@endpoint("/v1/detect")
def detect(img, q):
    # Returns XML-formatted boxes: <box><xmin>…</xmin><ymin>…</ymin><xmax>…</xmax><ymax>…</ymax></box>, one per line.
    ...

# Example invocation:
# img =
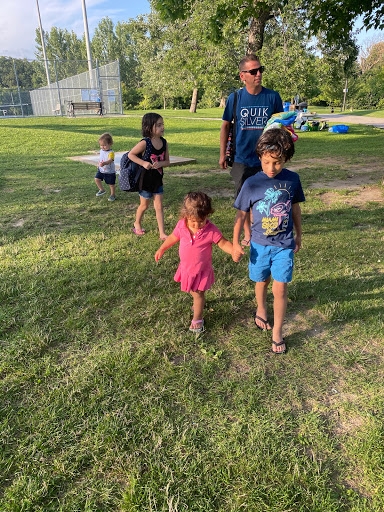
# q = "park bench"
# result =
<box><xmin>67</xmin><ymin>101</ymin><xmax>103</xmax><ymax>117</ymax></box>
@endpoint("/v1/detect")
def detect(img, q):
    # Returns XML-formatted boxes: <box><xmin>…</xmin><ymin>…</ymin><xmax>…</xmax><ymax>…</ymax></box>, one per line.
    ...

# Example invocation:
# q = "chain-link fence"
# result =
<box><xmin>0</xmin><ymin>59</ymin><xmax>122</xmax><ymax>117</ymax></box>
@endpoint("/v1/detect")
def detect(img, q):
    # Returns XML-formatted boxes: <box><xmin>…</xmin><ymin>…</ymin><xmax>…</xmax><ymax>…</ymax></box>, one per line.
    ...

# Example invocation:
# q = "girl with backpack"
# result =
<box><xmin>129</xmin><ymin>113</ymin><xmax>170</xmax><ymax>240</ymax></box>
<box><xmin>155</xmin><ymin>192</ymin><xmax>233</xmax><ymax>333</ymax></box>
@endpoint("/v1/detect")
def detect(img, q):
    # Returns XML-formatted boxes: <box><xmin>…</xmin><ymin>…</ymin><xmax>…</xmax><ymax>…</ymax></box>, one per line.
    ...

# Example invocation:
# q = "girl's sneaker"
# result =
<box><xmin>108</xmin><ymin>195</ymin><xmax>116</xmax><ymax>201</ymax></box>
<box><xmin>96</xmin><ymin>190</ymin><xmax>106</xmax><ymax>196</ymax></box>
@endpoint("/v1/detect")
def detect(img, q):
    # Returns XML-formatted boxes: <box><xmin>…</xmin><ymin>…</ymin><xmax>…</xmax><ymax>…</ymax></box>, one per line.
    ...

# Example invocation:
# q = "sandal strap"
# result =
<box><xmin>254</xmin><ymin>314</ymin><xmax>269</xmax><ymax>328</ymax></box>
<box><xmin>272</xmin><ymin>340</ymin><xmax>285</xmax><ymax>347</ymax></box>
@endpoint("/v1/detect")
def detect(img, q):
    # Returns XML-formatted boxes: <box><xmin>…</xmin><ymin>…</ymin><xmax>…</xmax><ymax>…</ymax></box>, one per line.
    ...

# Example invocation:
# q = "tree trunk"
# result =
<box><xmin>247</xmin><ymin>8</ymin><xmax>274</xmax><ymax>54</ymax></box>
<box><xmin>219</xmin><ymin>95</ymin><xmax>226</xmax><ymax>108</ymax></box>
<box><xmin>163</xmin><ymin>97</ymin><xmax>166</xmax><ymax>109</ymax></box>
<box><xmin>189</xmin><ymin>87</ymin><xmax>198</xmax><ymax>113</ymax></box>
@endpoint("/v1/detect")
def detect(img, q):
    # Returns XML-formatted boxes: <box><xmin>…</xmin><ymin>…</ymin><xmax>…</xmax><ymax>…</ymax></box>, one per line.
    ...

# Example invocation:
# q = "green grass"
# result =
<box><xmin>1</xmin><ymin>116</ymin><xmax>384</xmax><ymax>511</ymax></box>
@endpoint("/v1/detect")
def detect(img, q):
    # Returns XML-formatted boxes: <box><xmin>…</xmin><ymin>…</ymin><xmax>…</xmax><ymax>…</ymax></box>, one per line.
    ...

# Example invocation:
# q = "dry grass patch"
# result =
<box><xmin>319</xmin><ymin>187</ymin><xmax>383</xmax><ymax>206</ymax></box>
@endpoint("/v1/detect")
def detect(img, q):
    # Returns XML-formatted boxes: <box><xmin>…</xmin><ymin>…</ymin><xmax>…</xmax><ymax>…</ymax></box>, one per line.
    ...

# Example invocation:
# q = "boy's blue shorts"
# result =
<box><xmin>95</xmin><ymin>170</ymin><xmax>116</xmax><ymax>185</ymax></box>
<box><xmin>249</xmin><ymin>242</ymin><xmax>294</xmax><ymax>283</ymax></box>
<box><xmin>139</xmin><ymin>186</ymin><xmax>163</xmax><ymax>199</ymax></box>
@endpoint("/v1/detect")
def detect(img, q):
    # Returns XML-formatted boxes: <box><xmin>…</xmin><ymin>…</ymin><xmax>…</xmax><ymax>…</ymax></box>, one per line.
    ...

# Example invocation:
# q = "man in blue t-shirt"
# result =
<box><xmin>220</xmin><ymin>54</ymin><xmax>283</xmax><ymax>245</ymax></box>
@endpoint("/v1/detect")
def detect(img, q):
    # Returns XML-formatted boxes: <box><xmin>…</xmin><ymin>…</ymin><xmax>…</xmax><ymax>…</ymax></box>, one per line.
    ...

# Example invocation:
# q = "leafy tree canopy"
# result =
<box><xmin>303</xmin><ymin>0</ymin><xmax>384</xmax><ymax>43</ymax></box>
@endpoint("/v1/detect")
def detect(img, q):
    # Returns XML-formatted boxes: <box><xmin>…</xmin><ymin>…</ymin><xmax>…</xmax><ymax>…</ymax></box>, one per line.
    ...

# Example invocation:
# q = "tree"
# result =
<box><xmin>153</xmin><ymin>0</ymin><xmax>285</xmax><ymax>53</ymax></box>
<box><xmin>133</xmin><ymin>11</ymin><xmax>243</xmax><ymax>111</ymax></box>
<box><xmin>154</xmin><ymin>0</ymin><xmax>384</xmax><ymax>57</ymax></box>
<box><xmin>34</xmin><ymin>27</ymin><xmax>87</xmax><ymax>81</ymax></box>
<box><xmin>303</xmin><ymin>0</ymin><xmax>384</xmax><ymax>44</ymax></box>
<box><xmin>260</xmin><ymin>3</ymin><xmax>319</xmax><ymax>101</ymax></box>
<box><xmin>310</xmin><ymin>35</ymin><xmax>359</xmax><ymax>108</ymax></box>
<box><xmin>91</xmin><ymin>17</ymin><xmax>119</xmax><ymax>63</ymax></box>
<box><xmin>0</xmin><ymin>57</ymin><xmax>43</xmax><ymax>90</ymax></box>
<box><xmin>359</xmin><ymin>39</ymin><xmax>384</xmax><ymax>73</ymax></box>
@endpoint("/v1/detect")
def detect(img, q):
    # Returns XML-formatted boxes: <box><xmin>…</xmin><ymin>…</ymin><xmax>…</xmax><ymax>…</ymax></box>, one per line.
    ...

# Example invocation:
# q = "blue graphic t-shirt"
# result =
<box><xmin>223</xmin><ymin>87</ymin><xmax>283</xmax><ymax>167</ymax></box>
<box><xmin>234</xmin><ymin>169</ymin><xmax>305</xmax><ymax>249</ymax></box>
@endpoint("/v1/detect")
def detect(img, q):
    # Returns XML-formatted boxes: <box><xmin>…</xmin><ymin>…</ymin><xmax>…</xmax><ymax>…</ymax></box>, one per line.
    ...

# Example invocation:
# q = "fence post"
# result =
<box><xmin>13</xmin><ymin>59</ymin><xmax>24</xmax><ymax>117</ymax></box>
<box><xmin>53</xmin><ymin>60</ymin><xmax>63</xmax><ymax>116</ymax></box>
<box><xmin>96</xmin><ymin>59</ymin><xmax>103</xmax><ymax>114</ymax></box>
<box><xmin>117</xmin><ymin>59</ymin><xmax>123</xmax><ymax>114</ymax></box>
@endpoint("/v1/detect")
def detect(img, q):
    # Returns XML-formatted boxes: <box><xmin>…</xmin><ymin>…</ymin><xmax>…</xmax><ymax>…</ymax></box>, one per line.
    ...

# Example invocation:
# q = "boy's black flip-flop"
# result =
<box><xmin>254</xmin><ymin>313</ymin><xmax>271</xmax><ymax>331</ymax></box>
<box><xmin>271</xmin><ymin>340</ymin><xmax>287</xmax><ymax>354</ymax></box>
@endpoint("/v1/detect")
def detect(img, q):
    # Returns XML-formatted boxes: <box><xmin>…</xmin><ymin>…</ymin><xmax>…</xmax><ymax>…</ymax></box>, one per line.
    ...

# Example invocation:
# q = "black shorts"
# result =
<box><xmin>95</xmin><ymin>170</ymin><xmax>116</xmax><ymax>185</ymax></box>
<box><xmin>230</xmin><ymin>162</ymin><xmax>262</xmax><ymax>197</ymax></box>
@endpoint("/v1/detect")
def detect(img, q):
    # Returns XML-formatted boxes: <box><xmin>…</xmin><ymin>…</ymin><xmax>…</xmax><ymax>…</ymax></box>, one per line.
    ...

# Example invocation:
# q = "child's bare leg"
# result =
<box><xmin>109</xmin><ymin>184</ymin><xmax>116</xmax><ymax>197</ymax></box>
<box><xmin>153</xmin><ymin>194</ymin><xmax>167</xmax><ymax>239</ymax></box>
<box><xmin>190</xmin><ymin>290</ymin><xmax>205</xmax><ymax>327</ymax></box>
<box><xmin>255</xmin><ymin>277</ymin><xmax>272</xmax><ymax>330</ymax></box>
<box><xmin>95</xmin><ymin>178</ymin><xmax>105</xmax><ymax>192</ymax></box>
<box><xmin>134</xmin><ymin>196</ymin><xmax>150</xmax><ymax>231</ymax></box>
<box><xmin>271</xmin><ymin>280</ymin><xmax>288</xmax><ymax>352</ymax></box>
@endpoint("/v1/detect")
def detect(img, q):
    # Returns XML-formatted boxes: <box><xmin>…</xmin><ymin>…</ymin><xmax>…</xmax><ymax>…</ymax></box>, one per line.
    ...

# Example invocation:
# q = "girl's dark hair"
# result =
<box><xmin>256</xmin><ymin>128</ymin><xmax>295</xmax><ymax>162</ymax></box>
<box><xmin>142</xmin><ymin>112</ymin><xmax>162</xmax><ymax>138</ymax></box>
<box><xmin>180</xmin><ymin>192</ymin><xmax>214</xmax><ymax>220</ymax></box>
<box><xmin>99</xmin><ymin>132</ymin><xmax>113</xmax><ymax>145</ymax></box>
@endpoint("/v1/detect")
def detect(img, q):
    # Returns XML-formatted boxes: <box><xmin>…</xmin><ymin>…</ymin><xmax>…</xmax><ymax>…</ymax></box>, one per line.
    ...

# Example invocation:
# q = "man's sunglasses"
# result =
<box><xmin>241</xmin><ymin>66</ymin><xmax>265</xmax><ymax>75</ymax></box>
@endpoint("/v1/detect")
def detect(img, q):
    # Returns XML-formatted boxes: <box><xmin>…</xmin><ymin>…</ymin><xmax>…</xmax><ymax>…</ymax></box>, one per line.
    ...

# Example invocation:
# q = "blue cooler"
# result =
<box><xmin>283</xmin><ymin>102</ymin><xmax>292</xmax><ymax>112</ymax></box>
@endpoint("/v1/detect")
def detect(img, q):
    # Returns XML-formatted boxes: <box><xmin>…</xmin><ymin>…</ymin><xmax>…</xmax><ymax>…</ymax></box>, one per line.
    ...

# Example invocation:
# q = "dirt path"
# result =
<box><xmin>319</xmin><ymin>114</ymin><xmax>384</xmax><ymax>129</ymax></box>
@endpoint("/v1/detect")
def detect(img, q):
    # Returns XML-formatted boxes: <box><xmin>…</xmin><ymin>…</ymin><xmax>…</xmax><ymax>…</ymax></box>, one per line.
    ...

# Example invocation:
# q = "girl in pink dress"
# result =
<box><xmin>155</xmin><ymin>192</ymin><xmax>233</xmax><ymax>333</ymax></box>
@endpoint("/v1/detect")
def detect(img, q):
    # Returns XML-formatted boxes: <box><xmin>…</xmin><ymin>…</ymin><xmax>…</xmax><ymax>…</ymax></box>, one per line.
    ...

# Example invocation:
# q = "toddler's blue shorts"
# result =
<box><xmin>249</xmin><ymin>242</ymin><xmax>294</xmax><ymax>283</ymax></box>
<box><xmin>139</xmin><ymin>186</ymin><xmax>163</xmax><ymax>199</ymax></box>
<box><xmin>95</xmin><ymin>170</ymin><xmax>116</xmax><ymax>185</ymax></box>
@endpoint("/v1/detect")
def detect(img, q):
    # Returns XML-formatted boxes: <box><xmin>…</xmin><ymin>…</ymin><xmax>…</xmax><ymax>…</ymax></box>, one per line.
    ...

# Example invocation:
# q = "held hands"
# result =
<box><xmin>232</xmin><ymin>243</ymin><xmax>245</xmax><ymax>262</ymax></box>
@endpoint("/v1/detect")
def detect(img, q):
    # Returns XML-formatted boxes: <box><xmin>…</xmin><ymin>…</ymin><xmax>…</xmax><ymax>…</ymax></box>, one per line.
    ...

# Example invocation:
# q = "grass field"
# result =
<box><xmin>1</xmin><ymin>115</ymin><xmax>384</xmax><ymax>511</ymax></box>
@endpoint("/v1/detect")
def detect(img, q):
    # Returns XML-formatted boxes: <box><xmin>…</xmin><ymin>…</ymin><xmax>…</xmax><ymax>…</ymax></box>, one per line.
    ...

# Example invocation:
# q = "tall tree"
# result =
<box><xmin>260</xmin><ymin>3</ymin><xmax>318</xmax><ymax>101</ymax></box>
<box><xmin>153</xmin><ymin>0</ymin><xmax>384</xmax><ymax>55</ymax></box>
<box><xmin>134</xmin><ymin>11</ymin><xmax>243</xmax><ymax>111</ymax></box>
<box><xmin>91</xmin><ymin>17</ymin><xmax>119</xmax><ymax>63</ymax></box>
<box><xmin>34</xmin><ymin>27</ymin><xmax>86</xmax><ymax>80</ymax></box>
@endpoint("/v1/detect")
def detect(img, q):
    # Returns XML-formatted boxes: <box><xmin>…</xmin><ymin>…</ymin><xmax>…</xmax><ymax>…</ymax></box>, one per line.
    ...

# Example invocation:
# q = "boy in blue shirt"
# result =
<box><xmin>232</xmin><ymin>128</ymin><xmax>305</xmax><ymax>354</ymax></box>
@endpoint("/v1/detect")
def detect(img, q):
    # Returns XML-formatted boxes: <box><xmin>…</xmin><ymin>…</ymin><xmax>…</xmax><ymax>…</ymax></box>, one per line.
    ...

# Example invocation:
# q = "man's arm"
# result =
<box><xmin>219</xmin><ymin>120</ymin><xmax>231</xmax><ymax>169</ymax></box>
<box><xmin>232</xmin><ymin>210</ymin><xmax>247</xmax><ymax>261</ymax></box>
<box><xmin>292</xmin><ymin>202</ymin><xmax>302</xmax><ymax>254</ymax></box>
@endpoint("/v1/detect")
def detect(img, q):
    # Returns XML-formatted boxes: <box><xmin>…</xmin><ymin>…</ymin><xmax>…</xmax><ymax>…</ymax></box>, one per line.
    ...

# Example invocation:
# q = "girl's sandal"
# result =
<box><xmin>189</xmin><ymin>319</ymin><xmax>204</xmax><ymax>333</ymax></box>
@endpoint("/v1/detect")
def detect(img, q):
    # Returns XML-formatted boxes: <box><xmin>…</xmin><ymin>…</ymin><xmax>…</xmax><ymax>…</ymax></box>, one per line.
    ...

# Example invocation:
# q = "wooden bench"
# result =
<box><xmin>67</xmin><ymin>101</ymin><xmax>103</xmax><ymax>117</ymax></box>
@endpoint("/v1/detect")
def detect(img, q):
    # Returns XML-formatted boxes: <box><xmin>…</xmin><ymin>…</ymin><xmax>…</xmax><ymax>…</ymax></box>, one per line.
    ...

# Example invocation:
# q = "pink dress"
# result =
<box><xmin>173</xmin><ymin>219</ymin><xmax>223</xmax><ymax>292</ymax></box>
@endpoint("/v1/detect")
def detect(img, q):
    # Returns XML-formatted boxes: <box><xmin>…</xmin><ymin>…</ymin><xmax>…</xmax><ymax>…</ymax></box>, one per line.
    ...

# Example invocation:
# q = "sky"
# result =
<box><xmin>1</xmin><ymin>0</ymin><xmax>383</xmax><ymax>60</ymax></box>
<box><xmin>1</xmin><ymin>0</ymin><xmax>151</xmax><ymax>59</ymax></box>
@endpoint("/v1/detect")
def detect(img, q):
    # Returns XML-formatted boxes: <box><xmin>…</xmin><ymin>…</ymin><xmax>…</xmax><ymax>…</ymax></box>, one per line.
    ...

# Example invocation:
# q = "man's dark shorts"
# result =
<box><xmin>230</xmin><ymin>162</ymin><xmax>262</xmax><ymax>198</ymax></box>
<box><xmin>95</xmin><ymin>170</ymin><xmax>116</xmax><ymax>185</ymax></box>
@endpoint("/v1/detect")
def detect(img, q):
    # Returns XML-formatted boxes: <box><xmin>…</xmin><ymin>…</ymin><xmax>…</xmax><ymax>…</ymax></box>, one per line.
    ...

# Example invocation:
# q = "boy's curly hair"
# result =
<box><xmin>142</xmin><ymin>112</ymin><xmax>163</xmax><ymax>138</ymax></box>
<box><xmin>256</xmin><ymin>128</ymin><xmax>295</xmax><ymax>162</ymax></box>
<box><xmin>99</xmin><ymin>132</ymin><xmax>113</xmax><ymax>145</ymax></box>
<box><xmin>180</xmin><ymin>192</ymin><xmax>214</xmax><ymax>220</ymax></box>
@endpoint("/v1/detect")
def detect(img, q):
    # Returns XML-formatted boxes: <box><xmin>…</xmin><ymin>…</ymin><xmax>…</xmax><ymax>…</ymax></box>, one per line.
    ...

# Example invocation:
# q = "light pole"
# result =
<box><xmin>81</xmin><ymin>0</ymin><xmax>94</xmax><ymax>84</ymax></box>
<box><xmin>35</xmin><ymin>0</ymin><xmax>51</xmax><ymax>87</ymax></box>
